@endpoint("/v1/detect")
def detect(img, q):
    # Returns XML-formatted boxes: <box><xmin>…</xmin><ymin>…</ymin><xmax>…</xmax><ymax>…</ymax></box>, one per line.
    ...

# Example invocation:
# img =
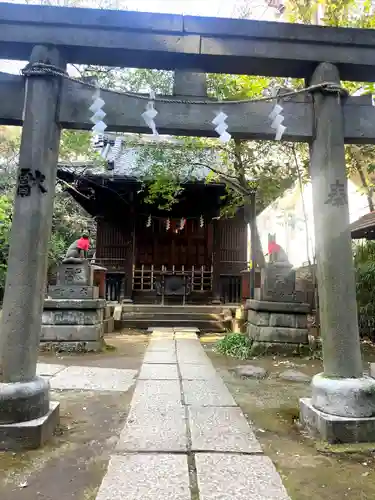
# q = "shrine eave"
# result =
<box><xmin>2</xmin><ymin>2</ymin><xmax>375</xmax><ymax>81</ymax></box>
<box><xmin>350</xmin><ymin>211</ymin><xmax>375</xmax><ymax>240</ymax></box>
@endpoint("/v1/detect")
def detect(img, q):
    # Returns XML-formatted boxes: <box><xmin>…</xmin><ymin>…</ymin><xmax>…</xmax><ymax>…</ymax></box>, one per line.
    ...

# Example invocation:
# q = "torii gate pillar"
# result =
<box><xmin>300</xmin><ymin>62</ymin><xmax>375</xmax><ymax>443</ymax></box>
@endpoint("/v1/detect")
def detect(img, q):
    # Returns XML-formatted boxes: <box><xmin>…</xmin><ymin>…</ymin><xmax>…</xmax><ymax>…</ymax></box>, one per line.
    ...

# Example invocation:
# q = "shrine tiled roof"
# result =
<box><xmin>350</xmin><ymin>211</ymin><xmax>375</xmax><ymax>240</ymax></box>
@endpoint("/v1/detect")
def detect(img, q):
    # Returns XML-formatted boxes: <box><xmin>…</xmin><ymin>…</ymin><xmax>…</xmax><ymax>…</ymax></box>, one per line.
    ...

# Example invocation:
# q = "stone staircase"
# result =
<box><xmin>120</xmin><ymin>304</ymin><xmax>228</xmax><ymax>333</ymax></box>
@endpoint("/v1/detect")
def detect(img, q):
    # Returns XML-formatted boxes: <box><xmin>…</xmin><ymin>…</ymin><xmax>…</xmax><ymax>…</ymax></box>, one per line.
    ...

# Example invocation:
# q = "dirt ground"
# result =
<box><xmin>203</xmin><ymin>336</ymin><xmax>375</xmax><ymax>500</ymax></box>
<box><xmin>0</xmin><ymin>334</ymin><xmax>148</xmax><ymax>500</ymax></box>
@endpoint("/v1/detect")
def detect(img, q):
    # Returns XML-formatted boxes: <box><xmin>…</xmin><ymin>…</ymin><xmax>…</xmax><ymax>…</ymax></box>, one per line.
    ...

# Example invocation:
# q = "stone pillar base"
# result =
<box><xmin>245</xmin><ymin>299</ymin><xmax>309</xmax><ymax>353</ymax></box>
<box><xmin>300</xmin><ymin>398</ymin><xmax>375</xmax><ymax>444</ymax></box>
<box><xmin>0</xmin><ymin>401</ymin><xmax>60</xmax><ymax>451</ymax></box>
<box><xmin>41</xmin><ymin>298</ymin><xmax>106</xmax><ymax>353</ymax></box>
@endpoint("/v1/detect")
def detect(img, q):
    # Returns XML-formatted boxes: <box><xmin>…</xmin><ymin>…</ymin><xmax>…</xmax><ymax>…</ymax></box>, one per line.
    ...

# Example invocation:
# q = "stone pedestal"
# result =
<box><xmin>42</xmin><ymin>262</ymin><xmax>106</xmax><ymax>352</ymax></box>
<box><xmin>246</xmin><ymin>299</ymin><xmax>309</xmax><ymax>355</ymax></box>
<box><xmin>245</xmin><ymin>263</ymin><xmax>309</xmax><ymax>354</ymax></box>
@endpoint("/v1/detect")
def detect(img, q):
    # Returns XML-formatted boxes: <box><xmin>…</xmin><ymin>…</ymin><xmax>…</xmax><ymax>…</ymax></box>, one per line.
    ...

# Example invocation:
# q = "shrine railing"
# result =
<box><xmin>132</xmin><ymin>265</ymin><xmax>213</xmax><ymax>292</ymax></box>
<box><xmin>220</xmin><ymin>274</ymin><xmax>242</xmax><ymax>304</ymax></box>
<box><xmin>90</xmin><ymin>257</ymin><xmax>127</xmax><ymax>272</ymax></box>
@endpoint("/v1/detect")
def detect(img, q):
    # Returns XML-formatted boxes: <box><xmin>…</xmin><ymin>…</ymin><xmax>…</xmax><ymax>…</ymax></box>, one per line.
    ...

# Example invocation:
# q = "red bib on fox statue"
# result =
<box><xmin>63</xmin><ymin>234</ymin><xmax>90</xmax><ymax>263</ymax></box>
<box><xmin>77</xmin><ymin>236</ymin><xmax>90</xmax><ymax>252</ymax></box>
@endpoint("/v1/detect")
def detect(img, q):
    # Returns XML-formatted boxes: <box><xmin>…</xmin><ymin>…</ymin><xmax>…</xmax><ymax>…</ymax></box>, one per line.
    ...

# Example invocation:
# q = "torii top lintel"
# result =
<box><xmin>1</xmin><ymin>2</ymin><xmax>375</xmax><ymax>81</ymax></box>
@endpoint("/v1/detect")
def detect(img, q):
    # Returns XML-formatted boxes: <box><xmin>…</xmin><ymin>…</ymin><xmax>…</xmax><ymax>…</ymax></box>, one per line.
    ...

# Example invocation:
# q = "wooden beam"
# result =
<box><xmin>2</xmin><ymin>3</ymin><xmax>375</xmax><ymax>81</ymax></box>
<box><xmin>0</xmin><ymin>73</ymin><xmax>24</xmax><ymax>126</ymax></box>
<box><xmin>1</xmin><ymin>73</ymin><xmax>375</xmax><ymax>144</ymax></box>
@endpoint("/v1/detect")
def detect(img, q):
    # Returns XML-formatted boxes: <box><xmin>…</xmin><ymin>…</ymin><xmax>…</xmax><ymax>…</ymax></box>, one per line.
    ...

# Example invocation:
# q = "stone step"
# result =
<box><xmin>120</xmin><ymin>318</ymin><xmax>225</xmax><ymax>333</ymax></box>
<box><xmin>121</xmin><ymin>305</ymin><xmax>225</xmax><ymax>314</ymax></box>
<box><xmin>122</xmin><ymin>312</ymin><xmax>222</xmax><ymax>322</ymax></box>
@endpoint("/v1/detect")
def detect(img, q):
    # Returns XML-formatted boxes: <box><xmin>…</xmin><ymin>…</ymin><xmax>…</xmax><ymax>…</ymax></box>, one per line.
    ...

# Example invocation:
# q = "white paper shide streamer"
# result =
<box><xmin>268</xmin><ymin>103</ymin><xmax>286</xmax><ymax>141</ymax></box>
<box><xmin>108</xmin><ymin>136</ymin><xmax>123</xmax><ymax>163</ymax></box>
<box><xmin>212</xmin><ymin>111</ymin><xmax>231</xmax><ymax>143</ymax></box>
<box><xmin>166</xmin><ymin>218</ymin><xmax>171</xmax><ymax>231</ymax></box>
<box><xmin>142</xmin><ymin>91</ymin><xmax>159</xmax><ymax>136</ymax></box>
<box><xmin>199</xmin><ymin>215</ymin><xmax>204</xmax><ymax>228</ymax></box>
<box><xmin>89</xmin><ymin>87</ymin><xmax>107</xmax><ymax>134</ymax></box>
<box><xmin>146</xmin><ymin>215</ymin><xmax>152</xmax><ymax>228</ymax></box>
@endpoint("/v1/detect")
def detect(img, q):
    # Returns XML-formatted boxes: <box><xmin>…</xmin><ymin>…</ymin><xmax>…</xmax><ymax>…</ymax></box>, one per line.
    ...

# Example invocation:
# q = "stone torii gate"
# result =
<box><xmin>1</xmin><ymin>2</ymin><xmax>375</xmax><ymax>448</ymax></box>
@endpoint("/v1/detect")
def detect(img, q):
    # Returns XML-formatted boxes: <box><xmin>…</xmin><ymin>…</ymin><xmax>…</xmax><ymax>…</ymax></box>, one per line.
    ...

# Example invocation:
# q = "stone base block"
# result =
<box><xmin>246</xmin><ymin>299</ymin><xmax>310</xmax><ymax>314</ymax></box>
<box><xmin>250</xmin><ymin>341</ymin><xmax>311</xmax><ymax>357</ymax></box>
<box><xmin>40</xmin><ymin>324</ymin><xmax>103</xmax><ymax>342</ymax></box>
<box><xmin>44</xmin><ymin>298</ymin><xmax>106</xmax><ymax>310</ymax></box>
<box><xmin>57</xmin><ymin>261</ymin><xmax>91</xmax><ymax>286</ymax></box>
<box><xmin>248</xmin><ymin>324</ymin><xmax>308</xmax><ymax>344</ymax></box>
<box><xmin>103</xmin><ymin>317</ymin><xmax>115</xmax><ymax>334</ymax></box>
<box><xmin>247</xmin><ymin>309</ymin><xmax>307</xmax><ymax>329</ymax></box>
<box><xmin>39</xmin><ymin>340</ymin><xmax>104</xmax><ymax>353</ymax></box>
<box><xmin>0</xmin><ymin>401</ymin><xmax>59</xmax><ymax>451</ymax></box>
<box><xmin>300</xmin><ymin>398</ymin><xmax>375</xmax><ymax>444</ymax></box>
<box><xmin>48</xmin><ymin>286</ymin><xmax>99</xmax><ymax>299</ymax></box>
<box><xmin>42</xmin><ymin>309</ymin><xmax>104</xmax><ymax>325</ymax></box>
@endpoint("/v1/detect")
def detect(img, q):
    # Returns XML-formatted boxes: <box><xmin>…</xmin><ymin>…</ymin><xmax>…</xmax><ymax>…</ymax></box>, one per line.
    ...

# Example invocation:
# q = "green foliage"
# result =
<box><xmin>215</xmin><ymin>333</ymin><xmax>253</xmax><ymax>360</ymax></box>
<box><xmin>354</xmin><ymin>241</ymin><xmax>375</xmax><ymax>339</ymax></box>
<box><xmin>0</xmin><ymin>195</ymin><xmax>13</xmax><ymax>292</ymax></box>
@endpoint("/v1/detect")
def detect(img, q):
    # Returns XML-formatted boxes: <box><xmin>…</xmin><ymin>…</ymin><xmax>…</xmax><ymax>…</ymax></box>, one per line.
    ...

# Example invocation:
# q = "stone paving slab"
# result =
<box><xmin>36</xmin><ymin>363</ymin><xmax>66</xmax><ymax>377</ymax></box>
<box><xmin>177</xmin><ymin>347</ymin><xmax>211</xmax><ymax>365</ymax></box>
<box><xmin>175</xmin><ymin>327</ymin><xmax>199</xmax><ymax>332</ymax></box>
<box><xmin>148</xmin><ymin>327</ymin><xmax>175</xmax><ymax>332</ymax></box>
<box><xmin>116</xmin><ymin>405</ymin><xmax>188</xmax><ymax>452</ymax></box>
<box><xmin>131</xmin><ymin>380</ymin><xmax>182</xmax><ymax>408</ymax></box>
<box><xmin>143</xmin><ymin>351</ymin><xmax>177</xmax><ymax>364</ymax></box>
<box><xmin>179</xmin><ymin>363</ymin><xmax>218</xmax><ymax>380</ymax></box>
<box><xmin>175</xmin><ymin>332</ymin><xmax>199</xmax><ymax>339</ymax></box>
<box><xmin>147</xmin><ymin>339</ymin><xmax>176</xmax><ymax>352</ymax></box>
<box><xmin>49</xmin><ymin>366</ymin><xmax>137</xmax><ymax>392</ymax></box>
<box><xmin>188</xmin><ymin>406</ymin><xmax>262</xmax><ymax>453</ymax></box>
<box><xmin>195</xmin><ymin>453</ymin><xmax>290</xmax><ymax>500</ymax></box>
<box><xmin>183</xmin><ymin>379</ymin><xmax>237</xmax><ymax>407</ymax></box>
<box><xmin>96</xmin><ymin>454</ymin><xmax>191</xmax><ymax>500</ymax></box>
<box><xmin>138</xmin><ymin>363</ymin><xmax>179</xmax><ymax>380</ymax></box>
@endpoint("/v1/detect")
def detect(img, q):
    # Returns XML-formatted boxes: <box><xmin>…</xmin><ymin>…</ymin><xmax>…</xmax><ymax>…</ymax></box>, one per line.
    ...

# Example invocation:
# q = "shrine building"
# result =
<box><xmin>57</xmin><ymin>136</ymin><xmax>248</xmax><ymax>306</ymax></box>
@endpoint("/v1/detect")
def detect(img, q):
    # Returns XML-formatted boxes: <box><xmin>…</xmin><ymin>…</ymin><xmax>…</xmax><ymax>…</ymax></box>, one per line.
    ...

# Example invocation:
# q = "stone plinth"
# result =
<box><xmin>43</xmin><ymin>263</ymin><xmax>106</xmax><ymax>352</ymax></box>
<box><xmin>300</xmin><ymin>398</ymin><xmax>375</xmax><ymax>444</ymax></box>
<box><xmin>246</xmin><ymin>299</ymin><xmax>309</xmax><ymax>354</ymax></box>
<box><xmin>0</xmin><ymin>402</ymin><xmax>60</xmax><ymax>451</ymax></box>
<box><xmin>56</xmin><ymin>261</ymin><xmax>91</xmax><ymax>286</ymax></box>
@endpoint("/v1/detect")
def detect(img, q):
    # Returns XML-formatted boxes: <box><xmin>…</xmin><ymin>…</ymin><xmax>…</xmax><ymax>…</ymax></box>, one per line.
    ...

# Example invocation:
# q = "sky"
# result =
<box><xmin>0</xmin><ymin>0</ymin><xmax>277</xmax><ymax>74</ymax></box>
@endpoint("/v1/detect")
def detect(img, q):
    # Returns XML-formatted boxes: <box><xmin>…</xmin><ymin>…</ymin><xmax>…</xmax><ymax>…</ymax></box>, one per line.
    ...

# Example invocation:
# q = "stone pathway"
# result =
<box><xmin>95</xmin><ymin>329</ymin><xmax>290</xmax><ymax>500</ymax></box>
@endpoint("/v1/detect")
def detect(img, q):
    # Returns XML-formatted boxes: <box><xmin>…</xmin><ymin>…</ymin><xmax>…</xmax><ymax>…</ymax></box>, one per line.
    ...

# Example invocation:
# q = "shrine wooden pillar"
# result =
<box><xmin>122</xmin><ymin>217</ymin><xmax>135</xmax><ymax>303</ymax></box>
<box><xmin>211</xmin><ymin>219</ymin><xmax>222</xmax><ymax>304</ymax></box>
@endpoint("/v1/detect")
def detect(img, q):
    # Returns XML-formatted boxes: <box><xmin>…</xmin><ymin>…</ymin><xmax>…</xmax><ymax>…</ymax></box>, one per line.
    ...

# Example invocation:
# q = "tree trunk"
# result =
<box><xmin>244</xmin><ymin>197</ymin><xmax>266</xmax><ymax>269</ymax></box>
<box><xmin>357</xmin><ymin>166</ymin><xmax>374</xmax><ymax>212</ymax></box>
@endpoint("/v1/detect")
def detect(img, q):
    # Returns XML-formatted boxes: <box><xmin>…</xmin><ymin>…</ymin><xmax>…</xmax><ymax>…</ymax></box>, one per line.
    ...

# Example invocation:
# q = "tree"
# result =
<box><xmin>279</xmin><ymin>0</ymin><xmax>375</xmax><ymax>211</ymax></box>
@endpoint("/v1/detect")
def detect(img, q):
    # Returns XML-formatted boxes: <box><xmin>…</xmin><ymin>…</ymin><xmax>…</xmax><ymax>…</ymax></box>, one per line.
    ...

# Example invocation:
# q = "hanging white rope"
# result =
<box><xmin>108</xmin><ymin>136</ymin><xmax>123</xmax><ymax>163</ymax></box>
<box><xmin>142</xmin><ymin>91</ymin><xmax>159</xmax><ymax>137</ymax></box>
<box><xmin>89</xmin><ymin>85</ymin><xmax>107</xmax><ymax>134</ymax></box>
<box><xmin>268</xmin><ymin>101</ymin><xmax>286</xmax><ymax>140</ymax></box>
<box><xmin>212</xmin><ymin>111</ymin><xmax>231</xmax><ymax>143</ymax></box>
